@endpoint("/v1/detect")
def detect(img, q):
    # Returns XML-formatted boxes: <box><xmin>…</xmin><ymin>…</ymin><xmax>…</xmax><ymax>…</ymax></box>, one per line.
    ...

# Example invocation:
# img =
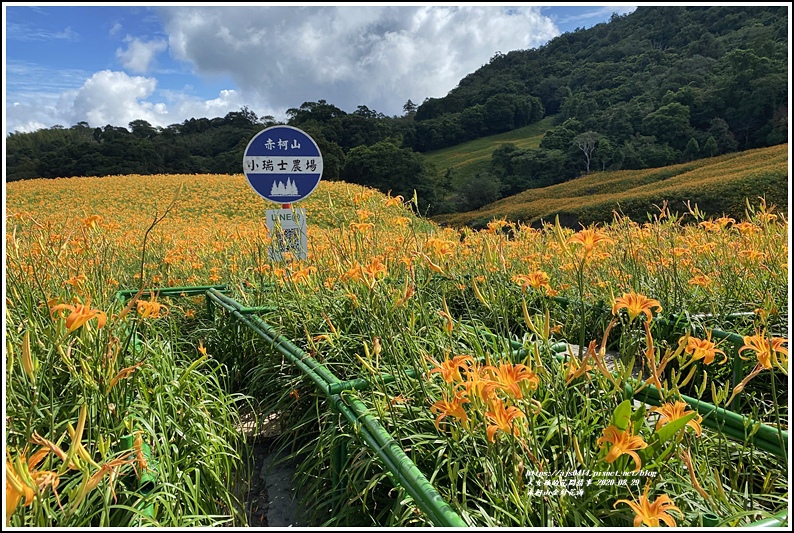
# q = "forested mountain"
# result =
<box><xmin>5</xmin><ymin>6</ymin><xmax>788</xmax><ymax>216</ymax></box>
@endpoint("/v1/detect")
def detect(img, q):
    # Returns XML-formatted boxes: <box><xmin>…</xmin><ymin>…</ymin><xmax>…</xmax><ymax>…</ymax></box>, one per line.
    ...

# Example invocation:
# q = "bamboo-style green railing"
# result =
<box><xmin>116</xmin><ymin>285</ymin><xmax>787</xmax><ymax>527</ymax></box>
<box><xmin>205</xmin><ymin>288</ymin><xmax>467</xmax><ymax>527</ymax></box>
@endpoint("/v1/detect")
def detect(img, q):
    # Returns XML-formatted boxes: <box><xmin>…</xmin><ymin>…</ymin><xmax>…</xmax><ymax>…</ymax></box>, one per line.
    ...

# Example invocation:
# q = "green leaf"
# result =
<box><xmin>611</xmin><ymin>399</ymin><xmax>633</xmax><ymax>431</ymax></box>
<box><xmin>631</xmin><ymin>403</ymin><xmax>646</xmax><ymax>435</ymax></box>
<box><xmin>541</xmin><ymin>419</ymin><xmax>559</xmax><ymax>448</ymax></box>
<box><xmin>653</xmin><ymin>411</ymin><xmax>697</xmax><ymax>450</ymax></box>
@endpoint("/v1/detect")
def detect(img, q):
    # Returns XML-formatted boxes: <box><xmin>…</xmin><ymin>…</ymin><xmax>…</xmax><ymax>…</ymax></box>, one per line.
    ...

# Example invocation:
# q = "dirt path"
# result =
<box><xmin>236</xmin><ymin>409</ymin><xmax>309</xmax><ymax>527</ymax></box>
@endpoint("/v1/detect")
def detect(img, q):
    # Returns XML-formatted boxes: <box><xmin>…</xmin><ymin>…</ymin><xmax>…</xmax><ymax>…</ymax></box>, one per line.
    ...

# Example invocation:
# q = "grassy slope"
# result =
<box><xmin>421</xmin><ymin>116</ymin><xmax>555</xmax><ymax>183</ymax></box>
<box><xmin>431</xmin><ymin>143</ymin><xmax>789</xmax><ymax>229</ymax></box>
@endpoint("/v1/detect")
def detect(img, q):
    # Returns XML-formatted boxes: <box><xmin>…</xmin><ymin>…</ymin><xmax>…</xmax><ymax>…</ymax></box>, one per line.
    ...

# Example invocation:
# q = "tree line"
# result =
<box><xmin>6</xmin><ymin>6</ymin><xmax>788</xmax><ymax>216</ymax></box>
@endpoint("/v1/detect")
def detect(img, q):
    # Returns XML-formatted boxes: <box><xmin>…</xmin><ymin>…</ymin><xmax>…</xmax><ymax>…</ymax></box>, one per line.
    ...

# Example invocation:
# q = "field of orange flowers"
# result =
<box><xmin>5</xmin><ymin>173</ymin><xmax>789</xmax><ymax>527</ymax></box>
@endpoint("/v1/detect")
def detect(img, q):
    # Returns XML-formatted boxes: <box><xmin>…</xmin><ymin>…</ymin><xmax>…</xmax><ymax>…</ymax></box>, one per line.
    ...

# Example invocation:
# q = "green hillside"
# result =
<box><xmin>421</xmin><ymin>116</ymin><xmax>554</xmax><ymax>182</ymax></box>
<box><xmin>432</xmin><ymin>143</ymin><xmax>789</xmax><ymax>229</ymax></box>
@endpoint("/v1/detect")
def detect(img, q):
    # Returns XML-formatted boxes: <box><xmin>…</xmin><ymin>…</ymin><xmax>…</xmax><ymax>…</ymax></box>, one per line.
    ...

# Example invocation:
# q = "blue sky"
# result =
<box><xmin>3</xmin><ymin>3</ymin><xmax>639</xmax><ymax>136</ymax></box>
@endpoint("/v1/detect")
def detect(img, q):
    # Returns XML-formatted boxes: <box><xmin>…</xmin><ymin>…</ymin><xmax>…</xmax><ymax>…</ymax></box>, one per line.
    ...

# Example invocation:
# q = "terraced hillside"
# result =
<box><xmin>433</xmin><ymin>143</ymin><xmax>789</xmax><ymax>229</ymax></box>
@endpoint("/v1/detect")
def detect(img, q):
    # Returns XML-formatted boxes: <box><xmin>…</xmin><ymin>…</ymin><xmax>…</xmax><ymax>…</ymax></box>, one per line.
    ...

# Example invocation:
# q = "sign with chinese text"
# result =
<box><xmin>266</xmin><ymin>207</ymin><xmax>308</xmax><ymax>261</ymax></box>
<box><xmin>243</xmin><ymin>125</ymin><xmax>324</xmax><ymax>204</ymax></box>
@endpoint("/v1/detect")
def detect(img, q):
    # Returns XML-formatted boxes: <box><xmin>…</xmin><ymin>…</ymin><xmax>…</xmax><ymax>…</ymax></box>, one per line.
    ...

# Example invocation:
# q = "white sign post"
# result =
<box><xmin>265</xmin><ymin>207</ymin><xmax>308</xmax><ymax>261</ymax></box>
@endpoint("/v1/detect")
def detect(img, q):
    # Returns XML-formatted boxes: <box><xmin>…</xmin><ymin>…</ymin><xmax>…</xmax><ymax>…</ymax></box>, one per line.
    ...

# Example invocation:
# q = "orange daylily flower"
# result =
<box><xmin>727</xmin><ymin>334</ymin><xmax>788</xmax><ymax>405</ymax></box>
<box><xmin>426</xmin><ymin>238</ymin><xmax>456</xmax><ymax>258</ymax></box>
<box><xmin>733</xmin><ymin>221</ymin><xmax>758</xmax><ymax>234</ymax></box>
<box><xmin>289</xmin><ymin>265</ymin><xmax>317</xmax><ymax>284</ymax></box>
<box><xmin>428</xmin><ymin>354</ymin><xmax>475</xmax><ymax>384</ymax></box>
<box><xmin>6</xmin><ymin>447</ymin><xmax>61</xmax><ymax>524</ymax></box>
<box><xmin>6</xmin><ymin>460</ymin><xmax>33</xmax><ymax>521</ymax></box>
<box><xmin>355</xmin><ymin>209</ymin><xmax>374</xmax><ymax>222</ymax></box>
<box><xmin>82</xmin><ymin>214</ymin><xmax>103</xmax><ymax>228</ymax></box>
<box><xmin>679</xmin><ymin>331</ymin><xmax>727</xmax><ymax>366</ymax></box>
<box><xmin>612</xmin><ymin>291</ymin><xmax>662</xmax><ymax>322</ymax></box>
<box><xmin>342</xmin><ymin>263</ymin><xmax>365</xmax><ymax>283</ymax></box>
<box><xmin>512</xmin><ymin>271</ymin><xmax>552</xmax><ymax>294</ymax></box>
<box><xmin>349</xmin><ymin>221</ymin><xmax>374</xmax><ymax>233</ymax></box>
<box><xmin>688</xmin><ymin>274</ymin><xmax>712</xmax><ymax>288</ymax></box>
<box><xmin>739</xmin><ymin>249</ymin><xmax>766</xmax><ymax>262</ymax></box>
<box><xmin>614</xmin><ymin>486</ymin><xmax>683</xmax><ymax>527</ymax></box>
<box><xmin>352</xmin><ymin>191</ymin><xmax>373</xmax><ymax>205</ymax></box>
<box><xmin>63</xmin><ymin>274</ymin><xmax>88</xmax><ymax>288</ymax></box>
<box><xmin>597</xmin><ymin>424</ymin><xmax>648</xmax><ymax>472</ymax></box>
<box><xmin>487</xmin><ymin>219</ymin><xmax>510</xmax><ymax>233</ymax></box>
<box><xmin>566</xmin><ymin>227</ymin><xmax>613</xmax><ymax>256</ymax></box>
<box><xmin>107</xmin><ymin>360</ymin><xmax>146</xmax><ymax>393</ymax></box>
<box><xmin>485</xmin><ymin>397</ymin><xmax>525</xmax><ymax>442</ymax></box>
<box><xmin>649</xmin><ymin>400</ymin><xmax>702</xmax><ymax>436</ymax></box>
<box><xmin>384</xmin><ymin>194</ymin><xmax>404</xmax><ymax>207</ymax></box>
<box><xmin>361</xmin><ymin>257</ymin><xmax>387</xmax><ymax>287</ymax></box>
<box><xmin>738</xmin><ymin>333</ymin><xmax>788</xmax><ymax>371</ymax></box>
<box><xmin>461</xmin><ymin>362</ymin><xmax>495</xmax><ymax>403</ymax></box>
<box><xmin>430</xmin><ymin>391</ymin><xmax>470</xmax><ymax>430</ymax></box>
<box><xmin>483</xmin><ymin>362</ymin><xmax>539</xmax><ymax>399</ymax></box>
<box><xmin>50</xmin><ymin>297</ymin><xmax>107</xmax><ymax>333</ymax></box>
<box><xmin>137</xmin><ymin>297</ymin><xmax>168</xmax><ymax>318</ymax></box>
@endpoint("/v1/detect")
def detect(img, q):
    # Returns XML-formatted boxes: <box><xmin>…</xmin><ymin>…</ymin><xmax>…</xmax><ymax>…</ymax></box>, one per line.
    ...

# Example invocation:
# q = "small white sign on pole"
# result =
<box><xmin>266</xmin><ymin>207</ymin><xmax>308</xmax><ymax>261</ymax></box>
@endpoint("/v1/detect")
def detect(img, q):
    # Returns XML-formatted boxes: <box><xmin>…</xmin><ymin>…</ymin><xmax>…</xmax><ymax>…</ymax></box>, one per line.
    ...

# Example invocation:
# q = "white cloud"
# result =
<box><xmin>5</xmin><ymin>65</ymin><xmax>251</xmax><ymax>134</ymax></box>
<box><xmin>161</xmin><ymin>87</ymin><xmax>250</xmax><ymax>124</ymax></box>
<box><xmin>6</xmin><ymin>21</ymin><xmax>79</xmax><ymax>42</ymax></box>
<box><xmin>158</xmin><ymin>5</ymin><xmax>560</xmax><ymax>116</ymax></box>
<box><xmin>62</xmin><ymin>70</ymin><xmax>163</xmax><ymax>127</ymax></box>
<box><xmin>116</xmin><ymin>36</ymin><xmax>168</xmax><ymax>73</ymax></box>
<box><xmin>6</xmin><ymin>5</ymin><xmax>625</xmax><ymax>135</ymax></box>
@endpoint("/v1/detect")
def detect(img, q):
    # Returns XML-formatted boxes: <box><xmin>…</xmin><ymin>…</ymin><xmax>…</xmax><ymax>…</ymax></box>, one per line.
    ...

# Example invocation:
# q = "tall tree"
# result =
<box><xmin>572</xmin><ymin>131</ymin><xmax>603</xmax><ymax>174</ymax></box>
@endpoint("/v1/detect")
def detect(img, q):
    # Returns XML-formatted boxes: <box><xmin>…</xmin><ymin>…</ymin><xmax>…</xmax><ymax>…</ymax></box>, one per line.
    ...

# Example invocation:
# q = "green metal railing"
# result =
<box><xmin>549</xmin><ymin>294</ymin><xmax>788</xmax><ymax>455</ymax></box>
<box><xmin>113</xmin><ymin>285</ymin><xmax>788</xmax><ymax>527</ymax></box>
<box><xmin>115</xmin><ymin>284</ymin><xmax>231</xmax><ymax>301</ymax></box>
<box><xmin>486</xmin><ymin>331</ymin><xmax>789</xmax><ymax>459</ymax></box>
<box><xmin>205</xmin><ymin>288</ymin><xmax>467</xmax><ymax>527</ymax></box>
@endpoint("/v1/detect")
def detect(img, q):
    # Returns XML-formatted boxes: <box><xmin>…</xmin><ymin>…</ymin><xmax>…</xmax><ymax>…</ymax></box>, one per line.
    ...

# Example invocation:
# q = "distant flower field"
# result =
<box><xmin>5</xmin><ymin>174</ymin><xmax>789</xmax><ymax>527</ymax></box>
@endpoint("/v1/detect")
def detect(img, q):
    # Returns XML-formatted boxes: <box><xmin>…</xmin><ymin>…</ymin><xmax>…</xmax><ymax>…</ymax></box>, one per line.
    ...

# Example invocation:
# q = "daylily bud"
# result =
<box><xmin>372</xmin><ymin>337</ymin><xmax>382</xmax><ymax>357</ymax></box>
<box><xmin>6</xmin><ymin>338</ymin><xmax>14</xmax><ymax>375</ymax></box>
<box><xmin>22</xmin><ymin>331</ymin><xmax>36</xmax><ymax>383</ymax></box>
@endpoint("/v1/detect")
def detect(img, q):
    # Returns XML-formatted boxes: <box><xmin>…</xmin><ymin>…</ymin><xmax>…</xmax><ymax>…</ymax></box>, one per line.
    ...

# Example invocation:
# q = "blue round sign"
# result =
<box><xmin>243</xmin><ymin>125</ymin><xmax>323</xmax><ymax>204</ymax></box>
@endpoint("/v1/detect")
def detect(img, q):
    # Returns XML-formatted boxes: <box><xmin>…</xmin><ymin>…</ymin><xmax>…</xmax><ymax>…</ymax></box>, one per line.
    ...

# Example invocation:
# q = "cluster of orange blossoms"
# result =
<box><xmin>427</xmin><ymin>353</ymin><xmax>539</xmax><ymax>443</ymax></box>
